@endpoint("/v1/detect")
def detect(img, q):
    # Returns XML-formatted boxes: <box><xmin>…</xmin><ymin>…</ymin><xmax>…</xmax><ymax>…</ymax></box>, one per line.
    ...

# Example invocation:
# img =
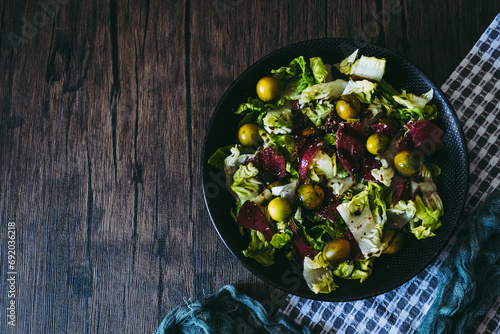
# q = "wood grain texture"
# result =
<box><xmin>0</xmin><ymin>0</ymin><xmax>499</xmax><ymax>333</ymax></box>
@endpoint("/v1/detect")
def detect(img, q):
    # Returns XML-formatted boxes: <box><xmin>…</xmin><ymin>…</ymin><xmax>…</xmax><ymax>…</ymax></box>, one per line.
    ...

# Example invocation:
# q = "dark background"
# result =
<box><xmin>0</xmin><ymin>1</ymin><xmax>498</xmax><ymax>333</ymax></box>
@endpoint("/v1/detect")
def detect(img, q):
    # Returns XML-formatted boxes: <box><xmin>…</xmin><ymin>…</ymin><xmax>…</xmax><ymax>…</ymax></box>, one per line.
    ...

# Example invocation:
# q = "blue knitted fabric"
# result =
<box><xmin>153</xmin><ymin>285</ymin><xmax>310</xmax><ymax>334</ymax></box>
<box><xmin>418</xmin><ymin>191</ymin><xmax>500</xmax><ymax>333</ymax></box>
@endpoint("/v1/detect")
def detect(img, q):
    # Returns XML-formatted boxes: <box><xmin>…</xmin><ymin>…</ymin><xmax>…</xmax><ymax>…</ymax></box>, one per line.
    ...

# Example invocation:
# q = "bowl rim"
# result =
<box><xmin>201</xmin><ymin>37</ymin><xmax>469</xmax><ymax>301</ymax></box>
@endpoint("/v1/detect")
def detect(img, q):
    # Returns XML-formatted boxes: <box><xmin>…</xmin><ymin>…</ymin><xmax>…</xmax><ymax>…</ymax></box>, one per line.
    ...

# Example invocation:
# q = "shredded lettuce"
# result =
<box><xmin>352</xmin><ymin>56</ymin><xmax>386</xmax><ymax>82</ymax></box>
<box><xmin>242</xmin><ymin>230</ymin><xmax>275</xmax><ymax>266</ymax></box>
<box><xmin>410</xmin><ymin>194</ymin><xmax>443</xmax><ymax>239</ymax></box>
<box><xmin>263</xmin><ymin>104</ymin><xmax>293</xmax><ymax>135</ymax></box>
<box><xmin>286</xmin><ymin>162</ymin><xmax>300</xmax><ymax>181</ymax></box>
<box><xmin>308</xmin><ymin>150</ymin><xmax>335</xmax><ymax>181</ymax></box>
<box><xmin>301</xmin><ymin>79</ymin><xmax>348</xmax><ymax>104</ymax></box>
<box><xmin>272</xmin><ymin>56</ymin><xmax>315</xmax><ymax>93</ymax></box>
<box><xmin>387</xmin><ymin>200</ymin><xmax>417</xmax><ymax>229</ymax></box>
<box><xmin>333</xmin><ymin>259</ymin><xmax>373</xmax><ymax>282</ymax></box>
<box><xmin>236</xmin><ymin>97</ymin><xmax>267</xmax><ymax>115</ymax></box>
<box><xmin>370</xmin><ymin>157</ymin><xmax>395</xmax><ymax>187</ymax></box>
<box><xmin>420</xmin><ymin>163</ymin><xmax>441</xmax><ymax>178</ymax></box>
<box><xmin>342</xmin><ymin>80</ymin><xmax>377</xmax><ymax>104</ymax></box>
<box><xmin>303</xmin><ymin>253</ymin><xmax>338</xmax><ymax>294</ymax></box>
<box><xmin>367</xmin><ymin>182</ymin><xmax>389</xmax><ymax>228</ymax></box>
<box><xmin>302</xmin><ymin>103</ymin><xmax>334</xmax><ymax>129</ymax></box>
<box><xmin>339</xmin><ymin>49</ymin><xmax>359</xmax><ymax>75</ymax></box>
<box><xmin>231</xmin><ymin>163</ymin><xmax>262</xmax><ymax>204</ymax></box>
<box><xmin>393</xmin><ymin>89</ymin><xmax>437</xmax><ymax>121</ymax></box>
<box><xmin>208</xmin><ymin>145</ymin><xmax>236</xmax><ymax>170</ymax></box>
<box><xmin>339</xmin><ymin>50</ymin><xmax>386</xmax><ymax>82</ymax></box>
<box><xmin>337</xmin><ymin>186</ymin><xmax>384</xmax><ymax>258</ymax></box>
<box><xmin>270</xmin><ymin>231</ymin><xmax>292</xmax><ymax>249</ymax></box>
<box><xmin>309</xmin><ymin>57</ymin><xmax>329</xmax><ymax>84</ymax></box>
<box><xmin>327</xmin><ymin>176</ymin><xmax>354</xmax><ymax>196</ymax></box>
<box><xmin>224</xmin><ymin>145</ymin><xmax>254</xmax><ymax>169</ymax></box>
<box><xmin>323</xmin><ymin>133</ymin><xmax>337</xmax><ymax>147</ymax></box>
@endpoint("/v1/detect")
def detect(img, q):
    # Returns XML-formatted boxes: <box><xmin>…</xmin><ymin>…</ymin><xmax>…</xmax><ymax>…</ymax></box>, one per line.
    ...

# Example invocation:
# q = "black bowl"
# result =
<box><xmin>202</xmin><ymin>38</ymin><xmax>468</xmax><ymax>301</ymax></box>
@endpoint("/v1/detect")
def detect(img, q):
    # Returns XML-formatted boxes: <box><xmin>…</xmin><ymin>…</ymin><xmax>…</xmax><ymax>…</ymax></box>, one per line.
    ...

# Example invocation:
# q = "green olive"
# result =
<box><xmin>394</xmin><ymin>151</ymin><xmax>420</xmax><ymax>177</ymax></box>
<box><xmin>256</xmin><ymin>76</ymin><xmax>281</xmax><ymax>102</ymax></box>
<box><xmin>323</xmin><ymin>239</ymin><xmax>351</xmax><ymax>264</ymax></box>
<box><xmin>301</xmin><ymin>126</ymin><xmax>321</xmax><ymax>136</ymax></box>
<box><xmin>341</xmin><ymin>94</ymin><xmax>361</xmax><ymax>112</ymax></box>
<box><xmin>381</xmin><ymin>229</ymin><xmax>405</xmax><ymax>254</ymax></box>
<box><xmin>366</xmin><ymin>133</ymin><xmax>390</xmax><ymax>155</ymax></box>
<box><xmin>336</xmin><ymin>100</ymin><xmax>359</xmax><ymax>120</ymax></box>
<box><xmin>297</xmin><ymin>184</ymin><xmax>324</xmax><ymax>210</ymax></box>
<box><xmin>238</xmin><ymin>123</ymin><xmax>262</xmax><ymax>147</ymax></box>
<box><xmin>267</xmin><ymin>197</ymin><xmax>292</xmax><ymax>222</ymax></box>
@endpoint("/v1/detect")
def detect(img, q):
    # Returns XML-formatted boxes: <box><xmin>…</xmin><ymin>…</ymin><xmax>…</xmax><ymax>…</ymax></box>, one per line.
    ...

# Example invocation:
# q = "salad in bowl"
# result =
<box><xmin>208</xmin><ymin>49</ymin><xmax>446</xmax><ymax>295</ymax></box>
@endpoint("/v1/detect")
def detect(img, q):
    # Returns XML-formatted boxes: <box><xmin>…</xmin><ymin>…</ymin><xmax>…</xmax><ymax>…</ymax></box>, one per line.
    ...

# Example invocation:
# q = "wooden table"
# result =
<box><xmin>1</xmin><ymin>1</ymin><xmax>498</xmax><ymax>332</ymax></box>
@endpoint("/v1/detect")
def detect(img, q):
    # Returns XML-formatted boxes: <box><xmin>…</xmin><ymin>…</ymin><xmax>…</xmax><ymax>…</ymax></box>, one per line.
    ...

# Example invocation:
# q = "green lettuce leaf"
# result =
<box><xmin>303</xmin><ymin>253</ymin><xmax>338</xmax><ymax>294</ymax></box>
<box><xmin>367</xmin><ymin>182</ymin><xmax>389</xmax><ymax>228</ymax></box>
<box><xmin>420</xmin><ymin>163</ymin><xmax>442</xmax><ymax>179</ymax></box>
<box><xmin>323</xmin><ymin>133</ymin><xmax>337</xmax><ymax>147</ymax></box>
<box><xmin>270</xmin><ymin>231</ymin><xmax>292</xmax><ymax>249</ymax></box>
<box><xmin>339</xmin><ymin>50</ymin><xmax>386</xmax><ymax>82</ymax></box>
<box><xmin>336</xmin><ymin>187</ymin><xmax>384</xmax><ymax>257</ymax></box>
<box><xmin>336</xmin><ymin>159</ymin><xmax>349</xmax><ymax>179</ymax></box>
<box><xmin>242</xmin><ymin>230</ymin><xmax>275</xmax><ymax>266</ymax></box>
<box><xmin>268</xmin><ymin>133</ymin><xmax>296</xmax><ymax>160</ymax></box>
<box><xmin>393</xmin><ymin>89</ymin><xmax>437</xmax><ymax>121</ymax></box>
<box><xmin>208</xmin><ymin>145</ymin><xmax>236</xmax><ymax>170</ymax></box>
<box><xmin>236</xmin><ymin>97</ymin><xmax>266</xmax><ymax>115</ymax></box>
<box><xmin>333</xmin><ymin>259</ymin><xmax>373</xmax><ymax>283</ymax></box>
<box><xmin>308</xmin><ymin>150</ymin><xmax>335</xmax><ymax>181</ymax></box>
<box><xmin>272</xmin><ymin>56</ymin><xmax>315</xmax><ymax>94</ymax></box>
<box><xmin>342</xmin><ymin>80</ymin><xmax>377</xmax><ymax>104</ymax></box>
<box><xmin>302</xmin><ymin>103</ymin><xmax>334</xmax><ymax>128</ymax></box>
<box><xmin>263</xmin><ymin>103</ymin><xmax>293</xmax><ymax>134</ymax></box>
<box><xmin>231</xmin><ymin>163</ymin><xmax>262</xmax><ymax>204</ymax></box>
<box><xmin>410</xmin><ymin>194</ymin><xmax>443</xmax><ymax>239</ymax></box>
<box><xmin>369</xmin><ymin>157</ymin><xmax>395</xmax><ymax>187</ymax></box>
<box><xmin>339</xmin><ymin>49</ymin><xmax>359</xmax><ymax>75</ymax></box>
<box><xmin>309</xmin><ymin>57</ymin><xmax>329</xmax><ymax>84</ymax></box>
<box><xmin>293</xmin><ymin>215</ymin><xmax>344</xmax><ymax>251</ymax></box>
<box><xmin>351</xmin><ymin>56</ymin><xmax>386</xmax><ymax>82</ymax></box>
<box><xmin>301</xmin><ymin>79</ymin><xmax>348</xmax><ymax>104</ymax></box>
<box><xmin>286</xmin><ymin>162</ymin><xmax>300</xmax><ymax>180</ymax></box>
<box><xmin>224</xmin><ymin>145</ymin><xmax>255</xmax><ymax>169</ymax></box>
<box><xmin>397</xmin><ymin>105</ymin><xmax>437</xmax><ymax>121</ymax></box>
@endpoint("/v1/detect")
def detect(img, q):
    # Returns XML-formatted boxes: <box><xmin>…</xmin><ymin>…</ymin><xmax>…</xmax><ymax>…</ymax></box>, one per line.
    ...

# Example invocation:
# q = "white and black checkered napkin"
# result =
<box><xmin>277</xmin><ymin>14</ymin><xmax>500</xmax><ymax>334</ymax></box>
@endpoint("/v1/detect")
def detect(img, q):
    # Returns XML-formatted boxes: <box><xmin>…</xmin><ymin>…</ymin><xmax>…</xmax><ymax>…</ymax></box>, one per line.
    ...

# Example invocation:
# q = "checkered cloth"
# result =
<box><xmin>278</xmin><ymin>14</ymin><xmax>500</xmax><ymax>334</ymax></box>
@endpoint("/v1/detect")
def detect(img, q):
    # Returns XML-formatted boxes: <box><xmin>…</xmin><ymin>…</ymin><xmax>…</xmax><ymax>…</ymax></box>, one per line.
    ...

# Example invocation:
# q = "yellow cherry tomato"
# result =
<box><xmin>297</xmin><ymin>184</ymin><xmax>324</xmax><ymax>210</ymax></box>
<box><xmin>366</xmin><ymin>133</ymin><xmax>390</xmax><ymax>155</ymax></box>
<box><xmin>336</xmin><ymin>100</ymin><xmax>359</xmax><ymax>120</ymax></box>
<box><xmin>323</xmin><ymin>239</ymin><xmax>351</xmax><ymax>264</ymax></box>
<box><xmin>267</xmin><ymin>197</ymin><xmax>292</xmax><ymax>222</ymax></box>
<box><xmin>238</xmin><ymin>123</ymin><xmax>262</xmax><ymax>147</ymax></box>
<box><xmin>256</xmin><ymin>76</ymin><xmax>281</xmax><ymax>102</ymax></box>
<box><xmin>394</xmin><ymin>151</ymin><xmax>420</xmax><ymax>177</ymax></box>
<box><xmin>381</xmin><ymin>229</ymin><xmax>405</xmax><ymax>254</ymax></box>
<box><xmin>301</xmin><ymin>126</ymin><xmax>321</xmax><ymax>136</ymax></box>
